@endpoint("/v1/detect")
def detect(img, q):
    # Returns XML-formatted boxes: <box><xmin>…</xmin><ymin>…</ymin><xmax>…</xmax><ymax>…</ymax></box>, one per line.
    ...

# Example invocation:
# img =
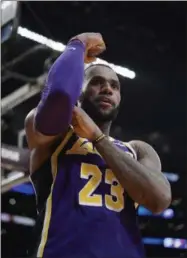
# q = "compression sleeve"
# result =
<box><xmin>35</xmin><ymin>40</ymin><xmax>85</xmax><ymax>136</ymax></box>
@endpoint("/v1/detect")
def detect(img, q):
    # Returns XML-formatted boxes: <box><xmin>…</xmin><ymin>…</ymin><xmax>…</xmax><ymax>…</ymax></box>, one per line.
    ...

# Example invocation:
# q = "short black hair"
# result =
<box><xmin>84</xmin><ymin>63</ymin><xmax>114</xmax><ymax>74</ymax></box>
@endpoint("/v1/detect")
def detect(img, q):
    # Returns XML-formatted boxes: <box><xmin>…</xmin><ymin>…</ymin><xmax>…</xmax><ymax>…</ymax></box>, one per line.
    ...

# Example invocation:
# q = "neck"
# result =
<box><xmin>96</xmin><ymin>121</ymin><xmax>112</xmax><ymax>136</ymax></box>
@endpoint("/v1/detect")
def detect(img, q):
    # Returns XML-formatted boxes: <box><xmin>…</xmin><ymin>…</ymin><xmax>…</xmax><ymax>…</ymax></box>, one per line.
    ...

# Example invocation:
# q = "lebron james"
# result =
<box><xmin>25</xmin><ymin>32</ymin><xmax>171</xmax><ymax>258</ymax></box>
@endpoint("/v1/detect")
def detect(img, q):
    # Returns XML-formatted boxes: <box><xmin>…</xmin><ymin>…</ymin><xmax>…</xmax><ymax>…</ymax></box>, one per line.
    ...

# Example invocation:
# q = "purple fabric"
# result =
<box><xmin>35</xmin><ymin>40</ymin><xmax>85</xmax><ymax>135</ymax></box>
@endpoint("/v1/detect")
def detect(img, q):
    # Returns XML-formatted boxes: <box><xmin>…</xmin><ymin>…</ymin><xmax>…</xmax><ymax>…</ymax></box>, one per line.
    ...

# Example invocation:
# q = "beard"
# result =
<box><xmin>80</xmin><ymin>97</ymin><xmax>119</xmax><ymax>123</ymax></box>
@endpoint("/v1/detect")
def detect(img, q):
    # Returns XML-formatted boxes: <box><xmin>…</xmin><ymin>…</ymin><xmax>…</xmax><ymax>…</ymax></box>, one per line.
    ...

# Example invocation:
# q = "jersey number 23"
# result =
<box><xmin>79</xmin><ymin>163</ymin><xmax>125</xmax><ymax>212</ymax></box>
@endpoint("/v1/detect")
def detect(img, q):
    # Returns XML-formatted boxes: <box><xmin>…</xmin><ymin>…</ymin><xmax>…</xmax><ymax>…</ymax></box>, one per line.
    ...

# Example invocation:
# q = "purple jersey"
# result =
<box><xmin>31</xmin><ymin>128</ymin><xmax>145</xmax><ymax>258</ymax></box>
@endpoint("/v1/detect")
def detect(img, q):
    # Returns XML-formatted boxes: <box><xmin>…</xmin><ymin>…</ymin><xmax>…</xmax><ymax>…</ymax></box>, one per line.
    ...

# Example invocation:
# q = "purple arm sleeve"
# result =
<box><xmin>35</xmin><ymin>40</ymin><xmax>85</xmax><ymax>136</ymax></box>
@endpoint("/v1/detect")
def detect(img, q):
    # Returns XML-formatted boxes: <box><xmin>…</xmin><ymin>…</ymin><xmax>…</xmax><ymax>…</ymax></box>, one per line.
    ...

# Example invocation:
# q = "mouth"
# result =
<box><xmin>97</xmin><ymin>97</ymin><xmax>113</xmax><ymax>108</ymax></box>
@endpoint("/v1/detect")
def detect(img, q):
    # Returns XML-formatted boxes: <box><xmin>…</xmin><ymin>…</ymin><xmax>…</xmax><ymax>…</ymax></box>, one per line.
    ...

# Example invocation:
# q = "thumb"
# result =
<box><xmin>73</xmin><ymin>106</ymin><xmax>81</xmax><ymax>118</ymax></box>
<box><xmin>84</xmin><ymin>49</ymin><xmax>96</xmax><ymax>63</ymax></box>
<box><xmin>71</xmin><ymin>113</ymin><xmax>78</xmax><ymax>126</ymax></box>
<box><xmin>73</xmin><ymin>106</ymin><xmax>79</xmax><ymax>113</ymax></box>
<box><xmin>84</xmin><ymin>56</ymin><xmax>96</xmax><ymax>64</ymax></box>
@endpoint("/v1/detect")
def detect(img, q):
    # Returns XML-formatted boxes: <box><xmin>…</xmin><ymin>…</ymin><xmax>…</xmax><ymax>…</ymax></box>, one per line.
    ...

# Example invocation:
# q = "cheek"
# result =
<box><xmin>115</xmin><ymin>93</ymin><xmax>121</xmax><ymax>106</ymax></box>
<box><xmin>86</xmin><ymin>88</ymin><xmax>99</xmax><ymax>100</ymax></box>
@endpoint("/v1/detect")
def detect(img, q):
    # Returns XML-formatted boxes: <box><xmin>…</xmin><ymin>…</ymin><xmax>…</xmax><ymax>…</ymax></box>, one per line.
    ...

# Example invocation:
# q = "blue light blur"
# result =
<box><xmin>143</xmin><ymin>238</ymin><xmax>187</xmax><ymax>249</ymax></box>
<box><xmin>11</xmin><ymin>183</ymin><xmax>34</xmax><ymax>195</ymax></box>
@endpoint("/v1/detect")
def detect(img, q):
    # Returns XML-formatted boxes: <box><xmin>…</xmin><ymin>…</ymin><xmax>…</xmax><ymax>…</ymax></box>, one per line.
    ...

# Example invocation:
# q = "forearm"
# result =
<box><xmin>35</xmin><ymin>40</ymin><xmax>85</xmax><ymax>136</ymax></box>
<box><xmin>95</xmin><ymin>137</ymin><xmax>171</xmax><ymax>213</ymax></box>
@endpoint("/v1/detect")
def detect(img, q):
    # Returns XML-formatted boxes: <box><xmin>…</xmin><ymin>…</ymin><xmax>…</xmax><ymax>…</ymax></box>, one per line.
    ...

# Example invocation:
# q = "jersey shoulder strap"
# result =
<box><xmin>124</xmin><ymin>142</ymin><xmax>137</xmax><ymax>160</ymax></box>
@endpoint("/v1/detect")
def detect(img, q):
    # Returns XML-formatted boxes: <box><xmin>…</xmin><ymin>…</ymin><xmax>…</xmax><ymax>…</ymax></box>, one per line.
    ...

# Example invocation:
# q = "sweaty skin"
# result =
<box><xmin>72</xmin><ymin>106</ymin><xmax>172</xmax><ymax>214</ymax></box>
<box><xmin>25</xmin><ymin>32</ymin><xmax>171</xmax><ymax>214</ymax></box>
<box><xmin>25</xmin><ymin>33</ymin><xmax>106</xmax><ymax>173</ymax></box>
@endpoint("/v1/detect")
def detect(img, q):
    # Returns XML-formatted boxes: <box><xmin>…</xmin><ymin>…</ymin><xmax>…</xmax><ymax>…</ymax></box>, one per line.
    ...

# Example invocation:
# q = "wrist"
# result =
<box><xmin>92</xmin><ymin>133</ymin><xmax>106</xmax><ymax>145</ymax></box>
<box><xmin>68</xmin><ymin>38</ymin><xmax>86</xmax><ymax>50</ymax></box>
<box><xmin>89</xmin><ymin>129</ymin><xmax>102</xmax><ymax>142</ymax></box>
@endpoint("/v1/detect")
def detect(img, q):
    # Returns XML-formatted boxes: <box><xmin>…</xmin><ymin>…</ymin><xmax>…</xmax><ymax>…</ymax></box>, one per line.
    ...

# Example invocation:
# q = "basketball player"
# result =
<box><xmin>25</xmin><ymin>33</ymin><xmax>171</xmax><ymax>258</ymax></box>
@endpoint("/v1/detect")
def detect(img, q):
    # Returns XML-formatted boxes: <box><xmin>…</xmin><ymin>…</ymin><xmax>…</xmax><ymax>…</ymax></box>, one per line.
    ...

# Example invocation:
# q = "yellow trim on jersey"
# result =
<box><xmin>124</xmin><ymin>142</ymin><xmax>137</xmax><ymax>160</ymax></box>
<box><xmin>37</xmin><ymin>128</ymin><xmax>73</xmax><ymax>258</ymax></box>
<box><xmin>66</xmin><ymin>137</ymin><xmax>102</xmax><ymax>156</ymax></box>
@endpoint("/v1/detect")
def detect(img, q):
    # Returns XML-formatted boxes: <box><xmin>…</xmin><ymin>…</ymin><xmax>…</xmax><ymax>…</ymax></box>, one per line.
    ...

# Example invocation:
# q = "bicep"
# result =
<box><xmin>129</xmin><ymin>140</ymin><xmax>162</xmax><ymax>171</ymax></box>
<box><xmin>129</xmin><ymin>140</ymin><xmax>171</xmax><ymax>210</ymax></box>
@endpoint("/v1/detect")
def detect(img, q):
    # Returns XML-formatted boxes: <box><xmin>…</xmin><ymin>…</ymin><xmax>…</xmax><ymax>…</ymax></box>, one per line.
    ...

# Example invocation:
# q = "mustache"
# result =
<box><xmin>94</xmin><ymin>95</ymin><xmax>115</xmax><ymax>107</ymax></box>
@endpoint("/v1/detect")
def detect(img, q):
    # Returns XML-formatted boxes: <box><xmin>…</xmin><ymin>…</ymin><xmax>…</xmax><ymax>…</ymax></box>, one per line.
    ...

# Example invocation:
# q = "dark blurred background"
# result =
<box><xmin>1</xmin><ymin>1</ymin><xmax>187</xmax><ymax>258</ymax></box>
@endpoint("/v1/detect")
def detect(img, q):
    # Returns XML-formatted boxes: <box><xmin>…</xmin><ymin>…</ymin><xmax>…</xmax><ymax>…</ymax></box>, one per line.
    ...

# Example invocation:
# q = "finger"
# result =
<box><xmin>85</xmin><ymin>56</ymin><xmax>96</xmax><ymax>64</ymax></box>
<box><xmin>73</xmin><ymin>106</ymin><xmax>79</xmax><ymax>111</ymax></box>
<box><xmin>71</xmin><ymin>116</ymin><xmax>78</xmax><ymax>126</ymax></box>
<box><xmin>73</xmin><ymin>106</ymin><xmax>79</xmax><ymax>114</ymax></box>
<box><xmin>87</xmin><ymin>45</ymin><xmax>106</xmax><ymax>57</ymax></box>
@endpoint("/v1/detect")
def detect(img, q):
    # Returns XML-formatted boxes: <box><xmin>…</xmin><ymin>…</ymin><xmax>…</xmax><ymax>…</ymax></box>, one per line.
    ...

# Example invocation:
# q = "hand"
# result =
<box><xmin>72</xmin><ymin>106</ymin><xmax>102</xmax><ymax>141</ymax></box>
<box><xmin>70</xmin><ymin>32</ymin><xmax>106</xmax><ymax>63</ymax></box>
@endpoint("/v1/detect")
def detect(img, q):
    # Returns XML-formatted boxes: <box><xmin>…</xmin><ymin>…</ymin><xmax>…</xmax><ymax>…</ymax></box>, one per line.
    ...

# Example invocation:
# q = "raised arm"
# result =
<box><xmin>95</xmin><ymin>139</ymin><xmax>171</xmax><ymax>213</ymax></box>
<box><xmin>35</xmin><ymin>40</ymin><xmax>85</xmax><ymax>136</ymax></box>
<box><xmin>71</xmin><ymin>107</ymin><xmax>172</xmax><ymax>214</ymax></box>
<box><xmin>25</xmin><ymin>33</ymin><xmax>106</xmax><ymax>150</ymax></box>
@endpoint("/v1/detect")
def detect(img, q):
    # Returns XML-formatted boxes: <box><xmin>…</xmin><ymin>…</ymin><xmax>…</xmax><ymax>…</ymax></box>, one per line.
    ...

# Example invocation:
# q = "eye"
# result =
<box><xmin>111</xmin><ymin>80</ymin><xmax>120</xmax><ymax>90</ymax></box>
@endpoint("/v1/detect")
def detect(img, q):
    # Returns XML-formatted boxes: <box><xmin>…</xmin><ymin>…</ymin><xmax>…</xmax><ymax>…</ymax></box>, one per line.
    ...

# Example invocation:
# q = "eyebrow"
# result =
<box><xmin>110</xmin><ymin>78</ymin><xmax>119</xmax><ymax>83</ymax></box>
<box><xmin>89</xmin><ymin>76</ymin><xmax>120</xmax><ymax>88</ymax></box>
<box><xmin>90</xmin><ymin>75</ymin><xmax>118</xmax><ymax>81</ymax></box>
<box><xmin>110</xmin><ymin>79</ymin><xmax>120</xmax><ymax>87</ymax></box>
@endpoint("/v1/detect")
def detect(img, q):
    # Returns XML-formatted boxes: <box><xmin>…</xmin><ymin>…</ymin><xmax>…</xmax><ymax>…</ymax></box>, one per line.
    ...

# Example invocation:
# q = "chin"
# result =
<box><xmin>99</xmin><ymin>104</ymin><xmax>117</xmax><ymax>113</ymax></box>
<box><xmin>99</xmin><ymin>109</ymin><xmax>113</xmax><ymax>117</ymax></box>
<box><xmin>81</xmin><ymin>99</ymin><xmax>118</xmax><ymax>122</ymax></box>
<box><xmin>97</xmin><ymin>108</ymin><xmax>117</xmax><ymax>121</ymax></box>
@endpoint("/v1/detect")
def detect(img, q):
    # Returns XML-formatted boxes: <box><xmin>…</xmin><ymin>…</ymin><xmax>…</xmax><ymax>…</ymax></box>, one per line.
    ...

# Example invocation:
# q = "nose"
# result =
<box><xmin>100</xmin><ymin>81</ymin><xmax>112</xmax><ymax>95</ymax></box>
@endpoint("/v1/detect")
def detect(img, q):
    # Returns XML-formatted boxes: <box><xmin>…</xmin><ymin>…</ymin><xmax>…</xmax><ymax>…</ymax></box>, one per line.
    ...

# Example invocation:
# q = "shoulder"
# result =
<box><xmin>111</xmin><ymin>137</ymin><xmax>137</xmax><ymax>160</ymax></box>
<box><xmin>129</xmin><ymin>140</ymin><xmax>158</xmax><ymax>157</ymax></box>
<box><xmin>123</xmin><ymin>141</ymin><xmax>137</xmax><ymax>160</ymax></box>
<box><xmin>129</xmin><ymin>140</ymin><xmax>161</xmax><ymax>170</ymax></box>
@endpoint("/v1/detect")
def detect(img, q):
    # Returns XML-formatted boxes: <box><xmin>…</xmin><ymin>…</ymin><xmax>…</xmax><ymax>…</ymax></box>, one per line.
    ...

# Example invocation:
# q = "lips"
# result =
<box><xmin>97</xmin><ymin>97</ymin><xmax>113</xmax><ymax>108</ymax></box>
<box><xmin>97</xmin><ymin>97</ymin><xmax>113</xmax><ymax>105</ymax></box>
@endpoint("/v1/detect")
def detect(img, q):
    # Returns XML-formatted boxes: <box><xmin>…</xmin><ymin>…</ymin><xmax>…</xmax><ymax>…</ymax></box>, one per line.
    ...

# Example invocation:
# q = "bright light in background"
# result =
<box><xmin>17</xmin><ymin>26</ymin><xmax>136</xmax><ymax>79</ymax></box>
<box><xmin>1</xmin><ymin>213</ymin><xmax>35</xmax><ymax>226</ymax></box>
<box><xmin>17</xmin><ymin>27</ymin><xmax>66</xmax><ymax>52</ymax></box>
<box><xmin>164</xmin><ymin>238</ymin><xmax>187</xmax><ymax>249</ymax></box>
<box><xmin>138</xmin><ymin>206</ymin><xmax>175</xmax><ymax>219</ymax></box>
<box><xmin>164</xmin><ymin>172</ymin><xmax>179</xmax><ymax>182</ymax></box>
<box><xmin>1</xmin><ymin>1</ymin><xmax>12</xmax><ymax>10</ymax></box>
